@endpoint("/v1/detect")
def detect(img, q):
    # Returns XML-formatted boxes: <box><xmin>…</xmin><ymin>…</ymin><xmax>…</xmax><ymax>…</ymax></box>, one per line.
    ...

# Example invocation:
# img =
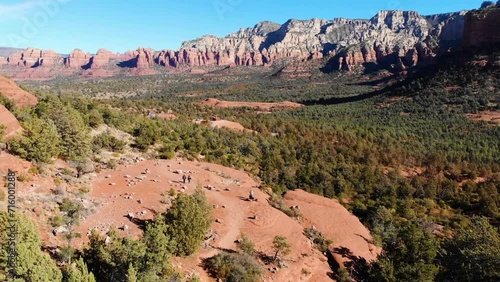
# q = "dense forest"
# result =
<box><xmin>1</xmin><ymin>46</ymin><xmax>499</xmax><ymax>281</ymax></box>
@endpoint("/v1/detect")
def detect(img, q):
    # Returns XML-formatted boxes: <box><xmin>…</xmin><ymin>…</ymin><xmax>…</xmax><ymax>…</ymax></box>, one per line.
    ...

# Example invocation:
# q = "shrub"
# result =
<box><xmin>79</xmin><ymin>187</ymin><xmax>91</xmax><ymax>195</ymax></box>
<box><xmin>269</xmin><ymin>194</ymin><xmax>302</xmax><ymax>219</ymax></box>
<box><xmin>0</xmin><ymin>95</ymin><xmax>16</xmax><ymax>111</ymax></box>
<box><xmin>206</xmin><ymin>252</ymin><xmax>263</xmax><ymax>282</ymax></box>
<box><xmin>107</xmin><ymin>159</ymin><xmax>117</xmax><ymax>169</ymax></box>
<box><xmin>93</xmin><ymin>131</ymin><xmax>126</xmax><ymax>152</ymax></box>
<box><xmin>164</xmin><ymin>189</ymin><xmax>212</xmax><ymax>256</ymax></box>
<box><xmin>8</xmin><ymin>118</ymin><xmax>61</xmax><ymax>163</ymax></box>
<box><xmin>237</xmin><ymin>234</ymin><xmax>255</xmax><ymax>255</ymax></box>
<box><xmin>28</xmin><ymin>165</ymin><xmax>39</xmax><ymax>176</ymax></box>
<box><xmin>0</xmin><ymin>124</ymin><xmax>5</xmax><ymax>142</ymax></box>
<box><xmin>304</xmin><ymin>227</ymin><xmax>333</xmax><ymax>252</ymax></box>
<box><xmin>17</xmin><ymin>173</ymin><xmax>31</xmax><ymax>183</ymax></box>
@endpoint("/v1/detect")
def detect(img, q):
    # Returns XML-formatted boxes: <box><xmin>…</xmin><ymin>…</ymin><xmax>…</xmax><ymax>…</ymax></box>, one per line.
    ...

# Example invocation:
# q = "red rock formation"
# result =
<box><xmin>135</xmin><ymin>48</ymin><xmax>154</xmax><ymax>68</ymax></box>
<box><xmin>65</xmin><ymin>49</ymin><xmax>91</xmax><ymax>68</ymax></box>
<box><xmin>5</xmin><ymin>48</ymin><xmax>61</xmax><ymax>68</ymax></box>
<box><xmin>0</xmin><ymin>9</ymin><xmax>482</xmax><ymax>78</ymax></box>
<box><xmin>0</xmin><ymin>57</ymin><xmax>6</xmax><ymax>65</ymax></box>
<box><xmin>90</xmin><ymin>48</ymin><xmax>113</xmax><ymax>69</ymax></box>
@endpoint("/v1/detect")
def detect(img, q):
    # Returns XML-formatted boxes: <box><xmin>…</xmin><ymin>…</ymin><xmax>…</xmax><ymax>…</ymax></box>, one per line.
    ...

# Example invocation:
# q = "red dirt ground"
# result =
<box><xmin>466</xmin><ymin>111</ymin><xmax>500</xmax><ymax>124</ymax></box>
<box><xmin>72</xmin><ymin>159</ymin><xmax>378</xmax><ymax>281</ymax></box>
<box><xmin>283</xmin><ymin>190</ymin><xmax>381</xmax><ymax>266</ymax></box>
<box><xmin>199</xmin><ymin>98</ymin><xmax>303</xmax><ymax>112</ymax></box>
<box><xmin>157</xmin><ymin>113</ymin><xmax>178</xmax><ymax>120</ymax></box>
<box><xmin>0</xmin><ymin>76</ymin><xmax>38</xmax><ymax>108</ymax></box>
<box><xmin>0</xmin><ymin>148</ymin><xmax>378</xmax><ymax>281</ymax></box>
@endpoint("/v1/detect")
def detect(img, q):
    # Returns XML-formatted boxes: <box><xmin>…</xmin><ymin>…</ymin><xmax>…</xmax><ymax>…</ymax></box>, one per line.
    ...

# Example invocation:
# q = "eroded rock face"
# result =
<box><xmin>6</xmin><ymin>48</ymin><xmax>62</xmax><ymax>68</ymax></box>
<box><xmin>89</xmin><ymin>48</ymin><xmax>113</xmax><ymax>69</ymax></box>
<box><xmin>0</xmin><ymin>8</ymin><xmax>493</xmax><ymax>78</ymax></box>
<box><xmin>65</xmin><ymin>49</ymin><xmax>92</xmax><ymax>68</ymax></box>
<box><xmin>156</xmin><ymin>10</ymin><xmax>467</xmax><ymax>71</ymax></box>
<box><xmin>135</xmin><ymin>48</ymin><xmax>155</xmax><ymax>68</ymax></box>
<box><xmin>463</xmin><ymin>7</ymin><xmax>500</xmax><ymax>47</ymax></box>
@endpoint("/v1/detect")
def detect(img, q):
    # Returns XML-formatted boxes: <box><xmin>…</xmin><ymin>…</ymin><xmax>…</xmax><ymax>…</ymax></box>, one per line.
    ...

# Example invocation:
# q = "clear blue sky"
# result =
<box><xmin>0</xmin><ymin>0</ymin><xmax>482</xmax><ymax>54</ymax></box>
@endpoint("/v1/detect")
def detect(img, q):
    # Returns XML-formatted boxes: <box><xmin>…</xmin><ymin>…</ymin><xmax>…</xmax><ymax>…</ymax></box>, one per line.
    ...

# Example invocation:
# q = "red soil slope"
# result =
<box><xmin>0</xmin><ymin>104</ymin><xmax>22</xmax><ymax>139</ymax></box>
<box><xmin>283</xmin><ymin>190</ymin><xmax>381</xmax><ymax>266</ymax></box>
<box><xmin>0</xmin><ymin>76</ymin><xmax>38</xmax><ymax>108</ymax></box>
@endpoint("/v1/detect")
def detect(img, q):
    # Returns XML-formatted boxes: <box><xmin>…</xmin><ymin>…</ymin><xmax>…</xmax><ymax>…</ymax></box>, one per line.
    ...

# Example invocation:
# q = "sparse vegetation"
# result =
<box><xmin>237</xmin><ymin>234</ymin><xmax>256</xmax><ymax>255</ymax></box>
<box><xmin>205</xmin><ymin>252</ymin><xmax>263</xmax><ymax>282</ymax></box>
<box><xmin>304</xmin><ymin>227</ymin><xmax>333</xmax><ymax>252</ymax></box>
<box><xmin>272</xmin><ymin>235</ymin><xmax>291</xmax><ymax>262</ymax></box>
<box><xmin>1</xmin><ymin>40</ymin><xmax>498</xmax><ymax>281</ymax></box>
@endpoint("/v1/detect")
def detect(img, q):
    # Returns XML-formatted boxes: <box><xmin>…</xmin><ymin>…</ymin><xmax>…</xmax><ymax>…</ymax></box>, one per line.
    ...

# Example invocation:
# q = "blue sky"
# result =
<box><xmin>0</xmin><ymin>0</ymin><xmax>481</xmax><ymax>54</ymax></box>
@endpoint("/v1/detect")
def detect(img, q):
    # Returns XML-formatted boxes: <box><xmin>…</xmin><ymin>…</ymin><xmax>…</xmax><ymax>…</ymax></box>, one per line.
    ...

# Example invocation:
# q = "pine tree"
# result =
<box><xmin>126</xmin><ymin>264</ymin><xmax>138</xmax><ymax>282</ymax></box>
<box><xmin>51</xmin><ymin>106</ymin><xmax>92</xmax><ymax>161</ymax></box>
<box><xmin>439</xmin><ymin>217</ymin><xmax>500</xmax><ymax>281</ymax></box>
<box><xmin>8</xmin><ymin>117</ymin><xmax>61</xmax><ymax>163</ymax></box>
<box><xmin>272</xmin><ymin>235</ymin><xmax>291</xmax><ymax>261</ymax></box>
<box><xmin>164</xmin><ymin>189</ymin><xmax>212</xmax><ymax>256</ymax></box>
<box><xmin>0</xmin><ymin>212</ymin><xmax>62</xmax><ymax>282</ymax></box>
<box><xmin>64</xmin><ymin>258</ymin><xmax>96</xmax><ymax>282</ymax></box>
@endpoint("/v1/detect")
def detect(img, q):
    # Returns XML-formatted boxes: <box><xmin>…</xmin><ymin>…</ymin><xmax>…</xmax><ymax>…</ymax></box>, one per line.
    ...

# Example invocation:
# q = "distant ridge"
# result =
<box><xmin>0</xmin><ymin>5</ymin><xmax>499</xmax><ymax>80</ymax></box>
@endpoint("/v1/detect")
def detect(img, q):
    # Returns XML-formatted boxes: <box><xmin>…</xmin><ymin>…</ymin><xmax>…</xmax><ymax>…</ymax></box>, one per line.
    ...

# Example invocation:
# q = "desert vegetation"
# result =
<box><xmin>0</xmin><ymin>45</ymin><xmax>499</xmax><ymax>281</ymax></box>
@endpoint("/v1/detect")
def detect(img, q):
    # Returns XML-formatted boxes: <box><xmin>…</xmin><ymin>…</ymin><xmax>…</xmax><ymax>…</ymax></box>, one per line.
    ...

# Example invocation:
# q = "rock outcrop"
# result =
<box><xmin>6</xmin><ymin>48</ymin><xmax>62</xmax><ymax>68</ymax></box>
<box><xmin>463</xmin><ymin>6</ymin><xmax>500</xmax><ymax>47</ymax></box>
<box><xmin>135</xmin><ymin>48</ymin><xmax>155</xmax><ymax>68</ymax></box>
<box><xmin>89</xmin><ymin>48</ymin><xmax>113</xmax><ymax>69</ymax></box>
<box><xmin>65</xmin><ymin>49</ymin><xmax>92</xmax><ymax>68</ymax></box>
<box><xmin>158</xmin><ymin>10</ymin><xmax>467</xmax><ymax>71</ymax></box>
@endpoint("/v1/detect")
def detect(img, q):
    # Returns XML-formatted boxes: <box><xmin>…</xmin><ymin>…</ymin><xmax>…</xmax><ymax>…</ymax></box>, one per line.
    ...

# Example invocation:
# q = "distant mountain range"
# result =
<box><xmin>0</xmin><ymin>5</ymin><xmax>499</xmax><ymax>80</ymax></box>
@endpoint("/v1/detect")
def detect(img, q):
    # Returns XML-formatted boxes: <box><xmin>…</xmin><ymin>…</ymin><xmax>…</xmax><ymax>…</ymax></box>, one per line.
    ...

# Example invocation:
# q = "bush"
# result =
<box><xmin>28</xmin><ymin>165</ymin><xmax>39</xmax><ymax>175</ymax></box>
<box><xmin>304</xmin><ymin>227</ymin><xmax>333</xmax><ymax>252</ymax></box>
<box><xmin>0</xmin><ymin>95</ymin><xmax>16</xmax><ymax>112</ymax></box>
<box><xmin>237</xmin><ymin>234</ymin><xmax>255</xmax><ymax>255</ymax></box>
<box><xmin>17</xmin><ymin>173</ymin><xmax>31</xmax><ymax>183</ymax></box>
<box><xmin>92</xmin><ymin>131</ymin><xmax>126</xmax><ymax>152</ymax></box>
<box><xmin>107</xmin><ymin>159</ymin><xmax>117</xmax><ymax>170</ymax></box>
<box><xmin>164</xmin><ymin>189</ymin><xmax>213</xmax><ymax>256</ymax></box>
<box><xmin>206</xmin><ymin>252</ymin><xmax>263</xmax><ymax>282</ymax></box>
<box><xmin>269</xmin><ymin>194</ymin><xmax>302</xmax><ymax>219</ymax></box>
<box><xmin>0</xmin><ymin>124</ymin><xmax>5</xmax><ymax>142</ymax></box>
<box><xmin>8</xmin><ymin>118</ymin><xmax>61</xmax><ymax>163</ymax></box>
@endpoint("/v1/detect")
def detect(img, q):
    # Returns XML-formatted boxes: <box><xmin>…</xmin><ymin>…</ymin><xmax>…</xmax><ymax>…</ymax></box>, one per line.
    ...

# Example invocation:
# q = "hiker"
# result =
<box><xmin>249</xmin><ymin>190</ymin><xmax>255</xmax><ymax>201</ymax></box>
<box><xmin>188</xmin><ymin>175</ymin><xmax>192</xmax><ymax>183</ymax></box>
<box><xmin>182</xmin><ymin>175</ymin><xmax>187</xmax><ymax>183</ymax></box>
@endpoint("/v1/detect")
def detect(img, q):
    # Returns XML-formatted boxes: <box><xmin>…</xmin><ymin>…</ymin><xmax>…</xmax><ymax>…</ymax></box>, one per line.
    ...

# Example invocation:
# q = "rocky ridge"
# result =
<box><xmin>0</xmin><ymin>7</ymin><xmax>497</xmax><ymax>79</ymax></box>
